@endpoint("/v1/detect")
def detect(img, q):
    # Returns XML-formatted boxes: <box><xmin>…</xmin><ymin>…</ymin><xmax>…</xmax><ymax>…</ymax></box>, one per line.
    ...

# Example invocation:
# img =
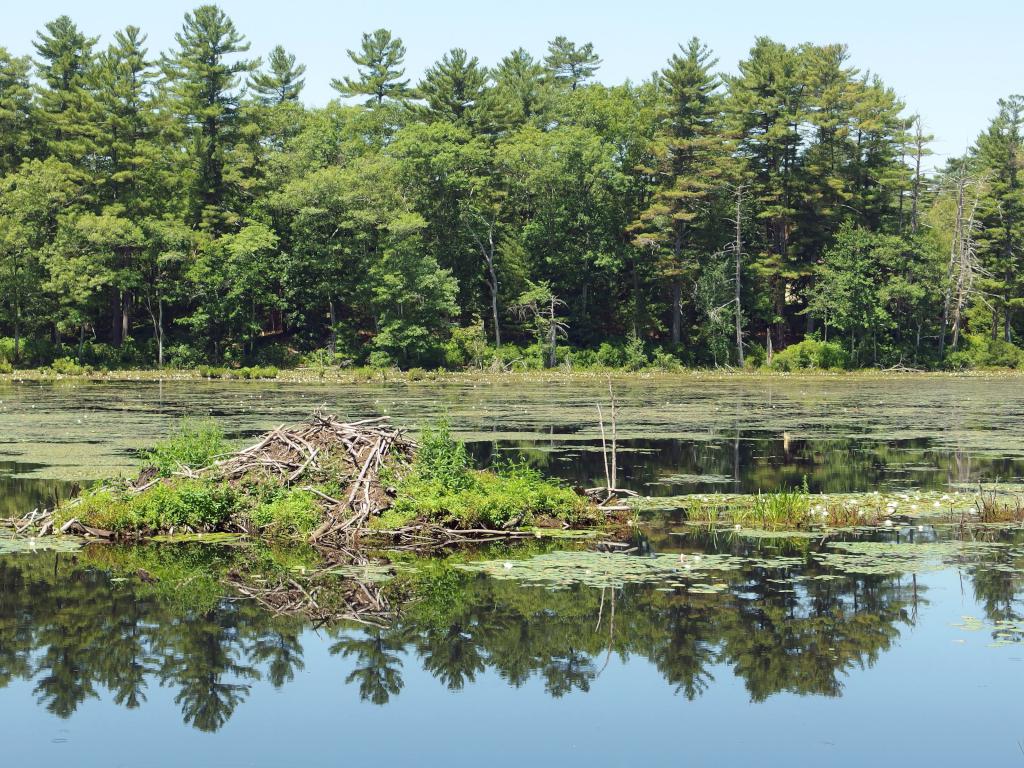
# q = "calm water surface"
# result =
<box><xmin>0</xmin><ymin>376</ymin><xmax>1022</xmax><ymax>765</ymax></box>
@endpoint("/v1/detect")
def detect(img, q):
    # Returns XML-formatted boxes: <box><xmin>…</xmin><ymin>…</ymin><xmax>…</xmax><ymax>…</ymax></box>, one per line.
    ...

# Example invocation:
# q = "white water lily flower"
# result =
<box><xmin>503</xmin><ymin>562</ymin><xmax>513</xmax><ymax>570</ymax></box>
<box><xmin>933</xmin><ymin>501</ymin><xmax>941</xmax><ymax>508</ymax></box>
<box><xmin>734</xmin><ymin>524</ymin><xmax>742</xmax><ymax>530</ymax></box>
<box><xmin>884</xmin><ymin>520</ymin><xmax>894</xmax><ymax>527</ymax></box>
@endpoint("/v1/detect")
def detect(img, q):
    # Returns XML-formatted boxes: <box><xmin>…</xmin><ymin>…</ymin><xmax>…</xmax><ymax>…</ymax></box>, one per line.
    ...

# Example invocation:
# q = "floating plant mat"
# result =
<box><xmin>647</xmin><ymin>473</ymin><xmax>735</xmax><ymax>486</ymax></box>
<box><xmin>813</xmin><ymin>540</ymin><xmax>1023</xmax><ymax>575</ymax></box>
<box><xmin>951</xmin><ymin>616</ymin><xmax>1024</xmax><ymax>647</ymax></box>
<box><xmin>0</xmin><ymin>532</ymin><xmax>84</xmax><ymax>554</ymax></box>
<box><xmin>455</xmin><ymin>550</ymin><xmax>804</xmax><ymax>590</ymax></box>
<box><xmin>633</xmin><ymin>490</ymin><xmax>975</xmax><ymax>515</ymax></box>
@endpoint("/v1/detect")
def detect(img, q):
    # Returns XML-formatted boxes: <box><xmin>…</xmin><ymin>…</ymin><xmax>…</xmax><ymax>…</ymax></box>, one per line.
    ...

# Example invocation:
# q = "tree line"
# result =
<box><xmin>0</xmin><ymin>5</ymin><xmax>1021</xmax><ymax>371</ymax></box>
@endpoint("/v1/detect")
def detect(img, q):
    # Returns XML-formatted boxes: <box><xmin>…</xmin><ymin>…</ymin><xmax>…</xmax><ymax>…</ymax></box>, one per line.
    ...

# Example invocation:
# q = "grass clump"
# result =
<box><xmin>734</xmin><ymin>480</ymin><xmax>813</xmax><ymax>529</ymax></box>
<box><xmin>386</xmin><ymin>421</ymin><xmax>589</xmax><ymax>530</ymax></box>
<box><xmin>144</xmin><ymin>418</ymin><xmax>228</xmax><ymax>477</ymax></box>
<box><xmin>975</xmin><ymin>489</ymin><xmax>1024</xmax><ymax>523</ymax></box>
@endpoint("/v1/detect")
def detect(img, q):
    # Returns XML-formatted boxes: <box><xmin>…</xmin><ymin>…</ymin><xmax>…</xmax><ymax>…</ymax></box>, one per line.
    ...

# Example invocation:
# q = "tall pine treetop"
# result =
<box><xmin>544</xmin><ymin>36</ymin><xmax>601</xmax><ymax>91</ymax></box>
<box><xmin>250</xmin><ymin>45</ymin><xmax>306</xmax><ymax>105</ymax></box>
<box><xmin>331</xmin><ymin>28</ymin><xmax>411</xmax><ymax>106</ymax></box>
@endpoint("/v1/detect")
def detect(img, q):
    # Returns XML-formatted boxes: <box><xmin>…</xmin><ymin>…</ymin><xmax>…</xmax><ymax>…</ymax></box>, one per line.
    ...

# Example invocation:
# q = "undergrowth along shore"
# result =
<box><xmin>26</xmin><ymin>414</ymin><xmax>605</xmax><ymax>544</ymax></box>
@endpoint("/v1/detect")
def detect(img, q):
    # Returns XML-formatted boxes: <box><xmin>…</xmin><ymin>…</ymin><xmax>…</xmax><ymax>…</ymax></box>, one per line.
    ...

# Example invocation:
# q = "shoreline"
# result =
<box><xmin>2</xmin><ymin>366</ymin><xmax>1023</xmax><ymax>385</ymax></box>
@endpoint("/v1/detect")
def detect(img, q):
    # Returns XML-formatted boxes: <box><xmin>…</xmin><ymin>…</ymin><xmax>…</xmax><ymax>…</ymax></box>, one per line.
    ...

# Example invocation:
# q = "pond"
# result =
<box><xmin>1</xmin><ymin>375</ymin><xmax>1023</xmax><ymax>765</ymax></box>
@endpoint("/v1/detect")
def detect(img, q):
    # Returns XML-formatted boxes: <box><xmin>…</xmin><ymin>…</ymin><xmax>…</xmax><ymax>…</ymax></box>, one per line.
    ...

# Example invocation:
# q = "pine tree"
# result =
<box><xmin>488</xmin><ymin>48</ymin><xmax>549</xmax><ymax>129</ymax></box>
<box><xmin>631</xmin><ymin>38</ymin><xmax>727</xmax><ymax>347</ymax></box>
<box><xmin>249</xmin><ymin>45</ymin><xmax>306</xmax><ymax>105</ymax></box>
<box><xmin>160</xmin><ymin>5</ymin><xmax>256</xmax><ymax>231</ymax></box>
<box><xmin>94</xmin><ymin>26</ymin><xmax>155</xmax><ymax>211</ymax></box>
<box><xmin>331</xmin><ymin>29</ymin><xmax>411</xmax><ymax>106</ymax></box>
<box><xmin>0</xmin><ymin>47</ymin><xmax>34</xmax><ymax>173</ymax></box>
<box><xmin>417</xmin><ymin>48</ymin><xmax>488</xmax><ymax>125</ymax></box>
<box><xmin>973</xmin><ymin>95</ymin><xmax>1024</xmax><ymax>342</ymax></box>
<box><xmin>32</xmin><ymin>16</ymin><xmax>98</xmax><ymax>167</ymax></box>
<box><xmin>544</xmin><ymin>36</ymin><xmax>601</xmax><ymax>91</ymax></box>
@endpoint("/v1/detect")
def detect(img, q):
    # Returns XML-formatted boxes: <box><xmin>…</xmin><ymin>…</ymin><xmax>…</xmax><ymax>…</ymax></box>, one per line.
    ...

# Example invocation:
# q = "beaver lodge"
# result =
<box><xmin>12</xmin><ymin>411</ymin><xmax>612</xmax><ymax>547</ymax></box>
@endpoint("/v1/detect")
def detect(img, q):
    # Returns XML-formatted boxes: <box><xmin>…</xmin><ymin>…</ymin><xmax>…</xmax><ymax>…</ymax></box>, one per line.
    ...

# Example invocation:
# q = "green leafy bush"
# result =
<box><xmin>387</xmin><ymin>421</ymin><xmax>588</xmax><ymax>529</ymax></box>
<box><xmin>59</xmin><ymin>480</ymin><xmax>236</xmax><ymax>533</ymax></box>
<box><xmin>49</xmin><ymin>357</ymin><xmax>92</xmax><ymax>375</ymax></box>
<box><xmin>770</xmin><ymin>339</ymin><xmax>848</xmax><ymax>371</ymax></box>
<box><xmin>946</xmin><ymin>334</ymin><xmax>1024</xmax><ymax>370</ymax></box>
<box><xmin>144</xmin><ymin>418</ymin><xmax>228</xmax><ymax>476</ymax></box>
<box><xmin>443</xmin><ymin>324</ymin><xmax>488</xmax><ymax>369</ymax></box>
<box><xmin>129</xmin><ymin>480</ymin><xmax>236</xmax><ymax>530</ymax></box>
<box><xmin>250</xmin><ymin>489</ymin><xmax>322</xmax><ymax>536</ymax></box>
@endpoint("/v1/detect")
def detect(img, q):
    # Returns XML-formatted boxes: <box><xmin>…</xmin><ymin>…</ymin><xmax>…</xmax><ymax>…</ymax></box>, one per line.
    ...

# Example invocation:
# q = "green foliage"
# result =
<box><xmin>946</xmin><ymin>334</ymin><xmax>1024</xmax><ymax>370</ymax></box>
<box><xmin>736</xmin><ymin>480</ymin><xmax>812</xmax><ymax>529</ymax></box>
<box><xmin>144</xmin><ymin>418</ymin><xmax>228</xmax><ymax>476</ymax></box>
<box><xmin>388</xmin><ymin>420</ymin><xmax>589</xmax><ymax>529</ymax></box>
<box><xmin>250</xmin><ymin>489</ymin><xmax>322</xmax><ymax>536</ymax></box>
<box><xmin>414</xmin><ymin>421</ymin><xmax>473</xmax><ymax>491</ymax></box>
<box><xmin>0</xmin><ymin>10</ymin><xmax>1020</xmax><ymax>372</ymax></box>
<box><xmin>770</xmin><ymin>339</ymin><xmax>849</xmax><ymax>371</ymax></box>
<box><xmin>48</xmin><ymin>357</ymin><xmax>91</xmax><ymax>375</ymax></box>
<box><xmin>59</xmin><ymin>480</ymin><xmax>236</xmax><ymax>533</ymax></box>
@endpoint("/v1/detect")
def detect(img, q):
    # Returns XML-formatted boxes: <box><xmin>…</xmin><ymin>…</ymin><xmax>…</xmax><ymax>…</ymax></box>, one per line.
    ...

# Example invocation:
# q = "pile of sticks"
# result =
<box><xmin>199</xmin><ymin>412</ymin><xmax>414</xmax><ymax>541</ymax></box>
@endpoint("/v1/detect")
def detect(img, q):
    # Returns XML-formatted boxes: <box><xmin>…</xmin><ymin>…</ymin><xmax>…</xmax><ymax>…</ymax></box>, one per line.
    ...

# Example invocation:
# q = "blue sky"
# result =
<box><xmin>5</xmin><ymin>0</ymin><xmax>1021</xmax><ymax>167</ymax></box>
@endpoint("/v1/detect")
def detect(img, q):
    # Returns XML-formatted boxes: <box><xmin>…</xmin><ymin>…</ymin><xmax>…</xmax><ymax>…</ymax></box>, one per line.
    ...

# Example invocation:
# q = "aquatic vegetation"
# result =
<box><xmin>455</xmin><ymin>549</ymin><xmax>808</xmax><ymax>590</ymax></box>
<box><xmin>0</xmin><ymin>531</ymin><xmax>83</xmax><ymax>554</ymax></box>
<box><xmin>974</xmin><ymin>488</ymin><xmax>1024</xmax><ymax>523</ymax></box>
<box><xmin>951</xmin><ymin>616</ymin><xmax>1024</xmax><ymax>646</ymax></box>
<box><xmin>813</xmin><ymin>539</ymin><xmax>1017</xmax><ymax>575</ymax></box>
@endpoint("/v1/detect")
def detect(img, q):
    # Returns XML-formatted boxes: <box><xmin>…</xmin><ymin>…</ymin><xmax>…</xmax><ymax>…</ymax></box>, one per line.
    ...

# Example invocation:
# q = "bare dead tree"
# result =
<box><xmin>512</xmin><ymin>284</ymin><xmax>568</xmax><ymax>368</ymax></box>
<box><xmin>723</xmin><ymin>183</ymin><xmax>746</xmax><ymax>366</ymax></box>
<box><xmin>462</xmin><ymin>203</ymin><xmax>503</xmax><ymax>347</ymax></box>
<box><xmin>939</xmin><ymin>168</ymin><xmax>987</xmax><ymax>355</ymax></box>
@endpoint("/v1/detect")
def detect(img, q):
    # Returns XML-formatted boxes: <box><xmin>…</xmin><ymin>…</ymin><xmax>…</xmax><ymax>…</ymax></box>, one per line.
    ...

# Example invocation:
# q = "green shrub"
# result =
<box><xmin>946</xmin><ymin>334</ymin><xmax>1024</xmax><ymax>370</ymax></box>
<box><xmin>250</xmin><ymin>489</ymin><xmax>322</xmax><ymax>535</ymax></box>
<box><xmin>649</xmin><ymin>347</ymin><xmax>682</xmax><ymax>371</ymax></box>
<box><xmin>367</xmin><ymin>350</ymin><xmax>393</xmax><ymax>369</ymax></box>
<box><xmin>442</xmin><ymin>323</ymin><xmax>488</xmax><ymax>369</ymax></box>
<box><xmin>0</xmin><ymin>338</ymin><xmax>15</xmax><ymax>364</ymax></box>
<box><xmin>596</xmin><ymin>342</ymin><xmax>625</xmax><ymax>368</ymax></box>
<box><xmin>623</xmin><ymin>332</ymin><xmax>648</xmax><ymax>370</ymax></box>
<box><xmin>59</xmin><ymin>480</ymin><xmax>236</xmax><ymax>533</ymax></box>
<box><xmin>415</xmin><ymin>420</ymin><xmax>472</xmax><ymax>490</ymax></box>
<box><xmin>49</xmin><ymin>357</ymin><xmax>92</xmax><ymax>375</ymax></box>
<box><xmin>0</xmin><ymin>360</ymin><xmax>12</xmax><ymax>374</ymax></box>
<box><xmin>770</xmin><ymin>339</ymin><xmax>848</xmax><ymax>371</ymax></box>
<box><xmin>167</xmin><ymin>344</ymin><xmax>204</xmax><ymax>369</ymax></box>
<box><xmin>129</xmin><ymin>480</ymin><xmax>236</xmax><ymax>530</ymax></box>
<box><xmin>144</xmin><ymin>418</ymin><xmax>228</xmax><ymax>476</ymax></box>
<box><xmin>387</xmin><ymin>421</ymin><xmax>588</xmax><ymax>530</ymax></box>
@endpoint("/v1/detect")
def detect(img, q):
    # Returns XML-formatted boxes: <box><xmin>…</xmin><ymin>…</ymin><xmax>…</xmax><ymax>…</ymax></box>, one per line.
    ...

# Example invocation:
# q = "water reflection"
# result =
<box><xmin>4</xmin><ymin>534</ymin><xmax>1020</xmax><ymax>732</ymax></box>
<box><xmin>468</xmin><ymin>436</ymin><xmax>1024</xmax><ymax>495</ymax></box>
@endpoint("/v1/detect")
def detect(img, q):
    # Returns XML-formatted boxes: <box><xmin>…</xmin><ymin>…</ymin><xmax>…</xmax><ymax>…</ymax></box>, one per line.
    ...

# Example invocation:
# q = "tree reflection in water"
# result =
<box><xmin>0</xmin><ymin>536</ymin><xmax>1015</xmax><ymax>731</ymax></box>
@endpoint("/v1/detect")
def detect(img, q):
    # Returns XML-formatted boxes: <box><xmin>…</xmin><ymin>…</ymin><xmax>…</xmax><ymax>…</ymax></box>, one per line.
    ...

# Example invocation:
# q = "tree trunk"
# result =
<box><xmin>671</xmin><ymin>283</ymin><xmax>681</xmax><ymax>346</ymax></box>
<box><xmin>111</xmin><ymin>291</ymin><xmax>123</xmax><ymax>348</ymax></box>
<box><xmin>734</xmin><ymin>184</ymin><xmax>744</xmax><ymax>367</ymax></box>
<box><xmin>488</xmin><ymin>260</ymin><xmax>501</xmax><ymax>348</ymax></box>
<box><xmin>328</xmin><ymin>299</ymin><xmax>337</xmax><ymax>355</ymax></box>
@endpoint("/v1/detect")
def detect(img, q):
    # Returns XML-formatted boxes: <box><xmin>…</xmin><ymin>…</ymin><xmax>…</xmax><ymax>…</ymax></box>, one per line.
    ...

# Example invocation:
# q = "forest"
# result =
<box><xmin>0</xmin><ymin>5</ymin><xmax>1022</xmax><ymax>373</ymax></box>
